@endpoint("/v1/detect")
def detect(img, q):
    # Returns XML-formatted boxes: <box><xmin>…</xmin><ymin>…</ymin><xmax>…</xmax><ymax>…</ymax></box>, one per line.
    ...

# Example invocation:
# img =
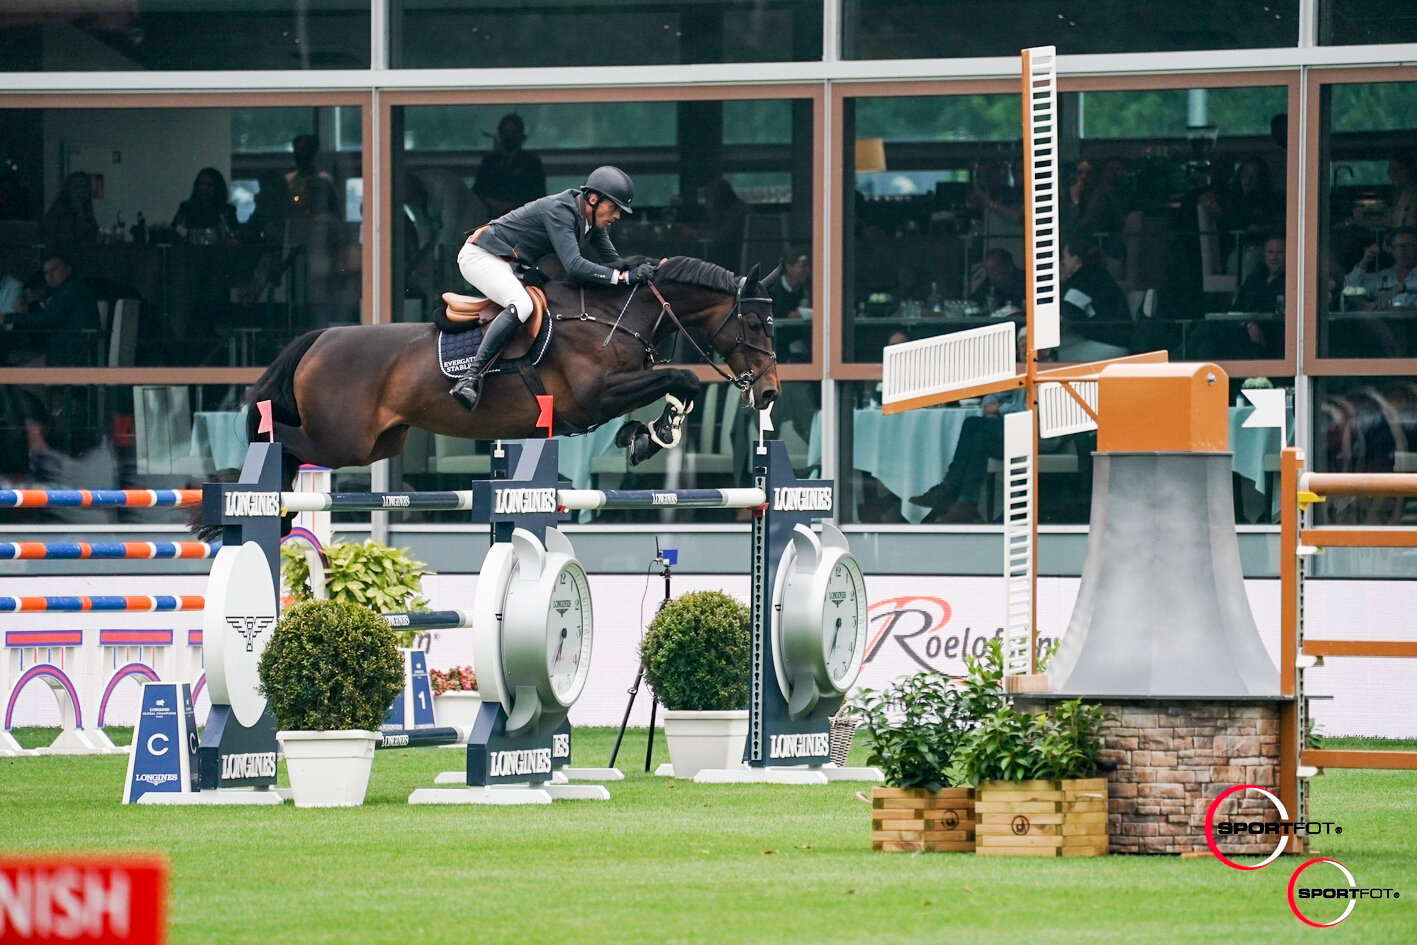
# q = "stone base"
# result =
<box><xmin>1094</xmin><ymin>699</ymin><xmax>1296</xmax><ymax>856</ymax></box>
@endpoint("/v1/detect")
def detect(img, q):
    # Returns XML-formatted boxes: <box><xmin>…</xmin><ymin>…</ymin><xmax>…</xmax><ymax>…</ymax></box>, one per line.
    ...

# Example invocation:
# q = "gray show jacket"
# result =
<box><xmin>468</xmin><ymin>189</ymin><xmax>621</xmax><ymax>285</ymax></box>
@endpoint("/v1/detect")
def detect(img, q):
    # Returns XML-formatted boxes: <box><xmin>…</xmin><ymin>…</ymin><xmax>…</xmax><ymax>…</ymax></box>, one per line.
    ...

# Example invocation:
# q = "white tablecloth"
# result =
<box><xmin>810</xmin><ymin>404</ymin><xmax>1292</xmax><ymax>524</ymax></box>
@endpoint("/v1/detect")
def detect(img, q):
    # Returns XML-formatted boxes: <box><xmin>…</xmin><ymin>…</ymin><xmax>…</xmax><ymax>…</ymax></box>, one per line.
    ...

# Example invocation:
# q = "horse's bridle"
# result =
<box><xmin>566</xmin><ymin>278</ymin><xmax>777</xmax><ymax>392</ymax></box>
<box><xmin>645</xmin><ymin>279</ymin><xmax>777</xmax><ymax>392</ymax></box>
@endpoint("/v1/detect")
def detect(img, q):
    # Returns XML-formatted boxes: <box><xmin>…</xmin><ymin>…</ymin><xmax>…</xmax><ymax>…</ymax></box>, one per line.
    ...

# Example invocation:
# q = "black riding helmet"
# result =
<box><xmin>582</xmin><ymin>165</ymin><xmax>634</xmax><ymax>214</ymax></box>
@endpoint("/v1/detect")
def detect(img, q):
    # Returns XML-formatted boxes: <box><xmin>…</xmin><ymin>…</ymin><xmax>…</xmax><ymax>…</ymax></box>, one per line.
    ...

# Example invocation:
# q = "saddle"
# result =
<box><xmin>439</xmin><ymin>286</ymin><xmax>548</xmax><ymax>361</ymax></box>
<box><xmin>434</xmin><ymin>285</ymin><xmax>553</xmax><ymax>381</ymax></box>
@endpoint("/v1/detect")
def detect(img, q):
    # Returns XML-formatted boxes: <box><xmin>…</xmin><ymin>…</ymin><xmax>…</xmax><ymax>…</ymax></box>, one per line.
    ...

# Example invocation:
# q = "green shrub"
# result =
<box><xmin>639</xmin><ymin>591</ymin><xmax>750</xmax><ymax>711</ymax></box>
<box><xmin>281</xmin><ymin>539</ymin><xmax>431</xmax><ymax>645</ymax></box>
<box><xmin>848</xmin><ymin>673</ymin><xmax>974</xmax><ymax>791</ymax></box>
<box><xmin>257</xmin><ymin>599</ymin><xmax>406</xmax><ymax>731</ymax></box>
<box><xmin>957</xmin><ymin>697</ymin><xmax>1112</xmax><ymax>785</ymax></box>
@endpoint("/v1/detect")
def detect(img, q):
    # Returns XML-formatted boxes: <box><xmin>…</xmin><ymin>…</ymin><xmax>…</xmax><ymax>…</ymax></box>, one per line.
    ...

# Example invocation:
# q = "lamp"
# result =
<box><xmin>854</xmin><ymin>138</ymin><xmax>887</xmax><ymax>174</ymax></box>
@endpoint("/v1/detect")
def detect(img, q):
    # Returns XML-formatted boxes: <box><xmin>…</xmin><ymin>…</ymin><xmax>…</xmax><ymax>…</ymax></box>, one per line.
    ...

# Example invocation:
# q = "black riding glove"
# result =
<box><xmin>627</xmin><ymin>262</ymin><xmax>657</xmax><ymax>285</ymax></box>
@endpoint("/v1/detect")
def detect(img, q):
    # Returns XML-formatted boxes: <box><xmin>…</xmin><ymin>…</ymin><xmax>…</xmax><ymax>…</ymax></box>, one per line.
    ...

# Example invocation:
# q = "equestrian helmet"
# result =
<box><xmin>582</xmin><ymin>165</ymin><xmax>635</xmax><ymax>214</ymax></box>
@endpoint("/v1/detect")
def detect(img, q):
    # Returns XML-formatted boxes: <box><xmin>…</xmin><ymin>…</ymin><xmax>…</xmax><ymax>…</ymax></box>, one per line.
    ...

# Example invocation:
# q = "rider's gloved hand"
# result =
<box><xmin>626</xmin><ymin>262</ymin><xmax>657</xmax><ymax>285</ymax></box>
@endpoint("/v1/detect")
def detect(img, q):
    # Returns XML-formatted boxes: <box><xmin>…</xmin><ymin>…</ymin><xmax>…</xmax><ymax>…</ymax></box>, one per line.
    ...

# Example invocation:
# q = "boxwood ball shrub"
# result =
<box><xmin>639</xmin><ymin>590</ymin><xmax>750</xmax><ymax>711</ymax></box>
<box><xmin>257</xmin><ymin>599</ymin><xmax>406</xmax><ymax>732</ymax></box>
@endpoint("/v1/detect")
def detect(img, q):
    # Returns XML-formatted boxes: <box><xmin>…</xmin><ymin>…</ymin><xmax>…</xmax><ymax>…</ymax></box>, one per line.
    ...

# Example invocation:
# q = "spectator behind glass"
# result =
<box><xmin>172</xmin><ymin>167</ymin><xmax>239</xmax><ymax>245</ymax></box>
<box><xmin>285</xmin><ymin>134</ymin><xmax>341</xmax><ymax>219</ymax></box>
<box><xmin>241</xmin><ymin>172</ymin><xmax>292</xmax><ymax>247</ymax></box>
<box><xmin>1191</xmin><ymin>234</ymin><xmax>1285</xmax><ymax>361</ymax></box>
<box><xmin>1345</xmin><ymin>226</ymin><xmax>1417</xmax><ymax>309</ymax></box>
<box><xmin>1206</xmin><ymin>157</ymin><xmax>1282</xmax><ymax>276</ymax></box>
<box><xmin>0</xmin><ymin>168</ymin><xmax>34</xmax><ymax>221</ymax></box>
<box><xmin>42</xmin><ymin>171</ymin><xmax>99</xmax><ymax>245</ymax></box>
<box><xmin>1058</xmin><ymin>236</ymin><xmax>1128</xmax><ymax>353</ymax></box>
<box><xmin>764</xmin><ymin>249</ymin><xmax>811</xmax><ymax>363</ymax></box>
<box><xmin>472</xmin><ymin>114</ymin><xmax>547</xmax><ymax>220</ymax></box>
<box><xmin>1385</xmin><ymin>151</ymin><xmax>1417</xmax><ymax>230</ymax></box>
<box><xmin>0</xmin><ymin>254</ymin><xmax>100</xmax><ymax>366</ymax></box>
<box><xmin>970</xmin><ymin>247</ymin><xmax>1026</xmax><ymax>313</ymax></box>
<box><xmin>1061</xmin><ymin>159</ymin><xmax>1123</xmax><ymax>248</ymax></box>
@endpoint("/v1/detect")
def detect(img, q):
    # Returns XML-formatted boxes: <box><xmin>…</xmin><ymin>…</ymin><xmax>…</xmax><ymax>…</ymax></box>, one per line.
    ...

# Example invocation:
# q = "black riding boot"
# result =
<box><xmin>450</xmin><ymin>304</ymin><xmax>521</xmax><ymax>411</ymax></box>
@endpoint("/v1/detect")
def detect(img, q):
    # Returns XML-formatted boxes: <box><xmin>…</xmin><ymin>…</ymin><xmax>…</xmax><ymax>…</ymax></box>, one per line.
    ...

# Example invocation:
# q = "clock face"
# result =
<box><xmin>822</xmin><ymin>557</ymin><xmax>866</xmax><ymax>687</ymax></box>
<box><xmin>545</xmin><ymin>562</ymin><xmax>593</xmax><ymax>703</ymax></box>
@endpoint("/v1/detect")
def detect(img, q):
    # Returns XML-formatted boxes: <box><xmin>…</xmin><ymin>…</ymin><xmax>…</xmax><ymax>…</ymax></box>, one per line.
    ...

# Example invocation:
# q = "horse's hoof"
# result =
<box><xmin>615</xmin><ymin>420</ymin><xmax>648</xmax><ymax>450</ymax></box>
<box><xmin>629</xmin><ymin>432</ymin><xmax>661</xmax><ymax>467</ymax></box>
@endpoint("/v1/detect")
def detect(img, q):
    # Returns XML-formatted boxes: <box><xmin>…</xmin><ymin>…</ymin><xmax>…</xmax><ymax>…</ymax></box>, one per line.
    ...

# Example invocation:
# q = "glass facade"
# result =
<box><xmin>0</xmin><ymin>2</ymin><xmax>371</xmax><ymax>72</ymax></box>
<box><xmin>392</xmin><ymin>0</ymin><xmax>823</xmax><ymax>68</ymax></box>
<box><xmin>0</xmin><ymin>104</ymin><xmax>363</xmax><ymax>369</ymax></box>
<box><xmin>842</xmin><ymin>0</ymin><xmax>1299</xmax><ymax>59</ymax></box>
<box><xmin>842</xmin><ymin>85</ymin><xmax>1289</xmax><ymax>365</ymax></box>
<box><xmin>0</xmin><ymin>3</ymin><xmax>1412</xmax><ymax>553</ymax></box>
<box><xmin>1318</xmin><ymin>80</ymin><xmax>1417</xmax><ymax>360</ymax></box>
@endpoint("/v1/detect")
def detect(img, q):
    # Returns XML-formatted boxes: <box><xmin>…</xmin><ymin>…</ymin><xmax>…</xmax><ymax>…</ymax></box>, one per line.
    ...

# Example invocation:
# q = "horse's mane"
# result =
<box><xmin>653</xmin><ymin>256</ymin><xmax>739</xmax><ymax>295</ymax></box>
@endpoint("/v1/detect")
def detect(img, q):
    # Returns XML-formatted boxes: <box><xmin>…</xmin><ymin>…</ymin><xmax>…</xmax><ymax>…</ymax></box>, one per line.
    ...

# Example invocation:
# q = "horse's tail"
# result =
<box><xmin>245</xmin><ymin>329</ymin><xmax>326</xmax><ymax>443</ymax></box>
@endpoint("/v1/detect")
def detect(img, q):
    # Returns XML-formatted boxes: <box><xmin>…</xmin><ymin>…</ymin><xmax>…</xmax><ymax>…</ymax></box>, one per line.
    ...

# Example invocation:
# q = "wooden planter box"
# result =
<box><xmin>870</xmin><ymin>787</ymin><xmax>975</xmax><ymax>853</ymax></box>
<box><xmin>975</xmin><ymin>778</ymin><xmax>1108</xmax><ymax>857</ymax></box>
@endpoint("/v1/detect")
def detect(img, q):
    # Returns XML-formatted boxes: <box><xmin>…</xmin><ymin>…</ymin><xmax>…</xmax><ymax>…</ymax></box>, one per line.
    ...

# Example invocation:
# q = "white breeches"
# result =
<box><xmin>457</xmin><ymin>241</ymin><xmax>533</xmax><ymax>322</ymax></box>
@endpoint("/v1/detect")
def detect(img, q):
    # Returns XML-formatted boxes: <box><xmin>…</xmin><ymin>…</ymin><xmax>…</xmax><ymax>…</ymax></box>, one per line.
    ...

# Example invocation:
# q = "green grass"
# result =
<box><xmin>2</xmin><ymin>729</ymin><xmax>1415</xmax><ymax>943</ymax></box>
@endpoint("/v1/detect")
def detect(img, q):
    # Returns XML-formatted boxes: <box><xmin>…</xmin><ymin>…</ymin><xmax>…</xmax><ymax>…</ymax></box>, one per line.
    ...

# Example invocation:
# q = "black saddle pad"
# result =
<box><xmin>437</xmin><ymin>315</ymin><xmax>554</xmax><ymax>380</ymax></box>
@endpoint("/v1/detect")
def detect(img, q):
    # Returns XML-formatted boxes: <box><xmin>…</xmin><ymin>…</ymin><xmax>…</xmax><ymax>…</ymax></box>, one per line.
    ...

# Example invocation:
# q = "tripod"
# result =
<box><xmin>608</xmin><ymin>546</ymin><xmax>675</xmax><ymax>772</ymax></box>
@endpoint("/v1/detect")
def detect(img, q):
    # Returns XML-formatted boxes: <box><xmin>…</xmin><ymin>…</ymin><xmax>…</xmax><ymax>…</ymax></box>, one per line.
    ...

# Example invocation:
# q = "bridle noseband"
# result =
<box><xmin>645</xmin><ymin>279</ymin><xmax>776</xmax><ymax>392</ymax></box>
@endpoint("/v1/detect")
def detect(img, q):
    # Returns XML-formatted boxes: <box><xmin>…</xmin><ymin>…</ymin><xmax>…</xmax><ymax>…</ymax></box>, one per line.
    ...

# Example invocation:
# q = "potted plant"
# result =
<box><xmin>639</xmin><ymin>590</ymin><xmax>751</xmax><ymax>778</ymax></box>
<box><xmin>281</xmin><ymin>539</ymin><xmax>432</xmax><ymax>646</ymax></box>
<box><xmin>849</xmin><ymin>667</ymin><xmax>1000</xmax><ymax>853</ymax></box>
<box><xmin>430</xmin><ymin>665</ymin><xmax>480</xmax><ymax>732</ymax></box>
<box><xmin>257</xmin><ymin>599</ymin><xmax>406</xmax><ymax>808</ymax></box>
<box><xmin>957</xmin><ymin>644</ymin><xmax>1111</xmax><ymax>857</ymax></box>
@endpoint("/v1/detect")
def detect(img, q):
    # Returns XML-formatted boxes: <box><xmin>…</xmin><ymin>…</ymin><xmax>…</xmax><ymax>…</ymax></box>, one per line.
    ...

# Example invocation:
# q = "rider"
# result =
<box><xmin>450</xmin><ymin>165</ymin><xmax>657</xmax><ymax>411</ymax></box>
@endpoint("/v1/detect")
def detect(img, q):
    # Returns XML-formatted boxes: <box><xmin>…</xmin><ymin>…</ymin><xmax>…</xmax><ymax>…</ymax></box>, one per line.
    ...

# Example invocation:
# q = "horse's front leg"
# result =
<box><xmin>600</xmin><ymin>369</ymin><xmax>701</xmax><ymax>467</ymax></box>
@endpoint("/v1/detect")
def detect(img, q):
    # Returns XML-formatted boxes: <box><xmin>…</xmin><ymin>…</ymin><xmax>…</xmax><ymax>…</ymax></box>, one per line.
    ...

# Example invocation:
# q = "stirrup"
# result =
<box><xmin>450</xmin><ymin>375</ymin><xmax>483</xmax><ymax>411</ymax></box>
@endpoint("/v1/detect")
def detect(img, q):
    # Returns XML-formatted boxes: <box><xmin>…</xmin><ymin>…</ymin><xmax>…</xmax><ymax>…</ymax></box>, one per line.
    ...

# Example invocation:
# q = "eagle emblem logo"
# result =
<box><xmin>226</xmin><ymin>616</ymin><xmax>275</xmax><ymax>652</ymax></box>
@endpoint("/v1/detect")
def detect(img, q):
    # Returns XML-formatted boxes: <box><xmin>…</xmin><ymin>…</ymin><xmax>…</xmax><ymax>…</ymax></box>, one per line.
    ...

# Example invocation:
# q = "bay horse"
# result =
<box><xmin>243</xmin><ymin>255</ymin><xmax>780</xmax><ymax>495</ymax></box>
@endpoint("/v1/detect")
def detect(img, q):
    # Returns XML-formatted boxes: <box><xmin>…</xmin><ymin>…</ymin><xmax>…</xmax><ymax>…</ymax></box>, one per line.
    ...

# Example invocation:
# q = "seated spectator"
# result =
<box><xmin>172</xmin><ymin>167</ymin><xmax>239</xmax><ymax>245</ymax></box>
<box><xmin>41</xmin><ymin>171</ymin><xmax>98</xmax><ymax>245</ymax></box>
<box><xmin>1062</xmin><ymin>159</ymin><xmax>1123</xmax><ymax>246</ymax></box>
<box><xmin>1207</xmin><ymin>157</ymin><xmax>1282</xmax><ymax>274</ymax></box>
<box><xmin>1191</xmin><ymin>234</ymin><xmax>1285</xmax><ymax>361</ymax></box>
<box><xmin>765</xmin><ymin>249</ymin><xmax>810</xmax><ymax>319</ymax></box>
<box><xmin>968</xmin><ymin>158</ymin><xmax>1023</xmax><ymax>226</ymax></box>
<box><xmin>1060</xmin><ymin>237</ymin><xmax>1128</xmax><ymax>331</ymax></box>
<box><xmin>1345</xmin><ymin>227</ymin><xmax>1417</xmax><ymax>308</ymax></box>
<box><xmin>0</xmin><ymin>254</ymin><xmax>100</xmax><ymax>366</ymax></box>
<box><xmin>1385</xmin><ymin>151</ymin><xmax>1417</xmax><ymax>230</ymax></box>
<box><xmin>970</xmin><ymin>248</ymin><xmax>1025</xmax><ymax>313</ymax></box>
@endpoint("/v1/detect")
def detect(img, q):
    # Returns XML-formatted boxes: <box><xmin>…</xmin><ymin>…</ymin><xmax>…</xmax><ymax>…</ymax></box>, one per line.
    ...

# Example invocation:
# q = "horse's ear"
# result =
<box><xmin>744</xmin><ymin>263</ymin><xmax>761</xmax><ymax>291</ymax></box>
<box><xmin>762</xmin><ymin>262</ymin><xmax>782</xmax><ymax>288</ymax></box>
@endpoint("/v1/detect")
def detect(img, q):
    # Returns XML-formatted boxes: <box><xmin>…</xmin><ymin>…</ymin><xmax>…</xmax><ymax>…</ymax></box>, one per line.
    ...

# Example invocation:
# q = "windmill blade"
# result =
<box><xmin>1023</xmin><ymin>45</ymin><xmax>1059</xmax><ymax>352</ymax></box>
<box><xmin>882</xmin><ymin>321</ymin><xmax>1017</xmax><ymax>412</ymax></box>
<box><xmin>1038</xmin><ymin>381</ymin><xmax>1099</xmax><ymax>438</ymax></box>
<box><xmin>1002</xmin><ymin>410</ymin><xmax>1036</xmax><ymax>676</ymax></box>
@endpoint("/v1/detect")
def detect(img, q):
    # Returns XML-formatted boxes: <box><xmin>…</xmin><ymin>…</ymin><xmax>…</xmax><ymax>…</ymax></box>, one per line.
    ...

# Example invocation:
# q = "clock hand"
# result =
<box><xmin>829</xmin><ymin>617</ymin><xmax>841</xmax><ymax>654</ymax></box>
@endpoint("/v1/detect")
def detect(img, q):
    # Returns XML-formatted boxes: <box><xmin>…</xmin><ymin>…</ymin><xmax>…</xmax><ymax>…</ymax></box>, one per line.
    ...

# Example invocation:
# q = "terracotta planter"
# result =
<box><xmin>870</xmin><ymin>786</ymin><xmax>976</xmax><ymax>852</ymax></box>
<box><xmin>975</xmin><ymin>778</ymin><xmax>1109</xmax><ymax>857</ymax></box>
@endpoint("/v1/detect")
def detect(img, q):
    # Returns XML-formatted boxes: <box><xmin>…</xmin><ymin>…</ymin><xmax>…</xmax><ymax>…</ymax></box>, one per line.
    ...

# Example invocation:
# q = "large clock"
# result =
<box><xmin>472</xmin><ymin>527</ymin><xmax>593</xmax><ymax>736</ymax></box>
<box><xmin>772</xmin><ymin>523</ymin><xmax>868</xmax><ymax>718</ymax></box>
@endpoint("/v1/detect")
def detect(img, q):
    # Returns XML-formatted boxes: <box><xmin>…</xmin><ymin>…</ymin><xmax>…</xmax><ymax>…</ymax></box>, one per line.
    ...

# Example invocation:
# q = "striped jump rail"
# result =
<box><xmin>0</xmin><ymin>541</ymin><xmax>217</xmax><ymax>561</ymax></box>
<box><xmin>0</xmin><ymin>595</ymin><xmax>205</xmax><ymax>614</ymax></box>
<box><xmin>0</xmin><ymin>488</ymin><xmax>203</xmax><ymax>509</ymax></box>
<box><xmin>279</xmin><ymin>487</ymin><xmax>768</xmax><ymax>514</ymax></box>
<box><xmin>382</xmin><ymin>610</ymin><xmax>470</xmax><ymax>631</ymax></box>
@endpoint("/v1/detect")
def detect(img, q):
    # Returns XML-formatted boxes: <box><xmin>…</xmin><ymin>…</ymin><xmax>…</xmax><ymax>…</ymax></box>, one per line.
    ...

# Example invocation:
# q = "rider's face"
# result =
<box><xmin>588</xmin><ymin>195</ymin><xmax>621</xmax><ymax>228</ymax></box>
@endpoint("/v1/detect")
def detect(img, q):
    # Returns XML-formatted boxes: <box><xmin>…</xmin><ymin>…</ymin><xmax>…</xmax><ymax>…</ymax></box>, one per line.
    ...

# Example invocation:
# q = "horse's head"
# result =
<box><xmin>721</xmin><ymin>264</ymin><xmax>780</xmax><ymax>410</ymax></box>
<box><xmin>649</xmin><ymin>257</ymin><xmax>779</xmax><ymax>410</ymax></box>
